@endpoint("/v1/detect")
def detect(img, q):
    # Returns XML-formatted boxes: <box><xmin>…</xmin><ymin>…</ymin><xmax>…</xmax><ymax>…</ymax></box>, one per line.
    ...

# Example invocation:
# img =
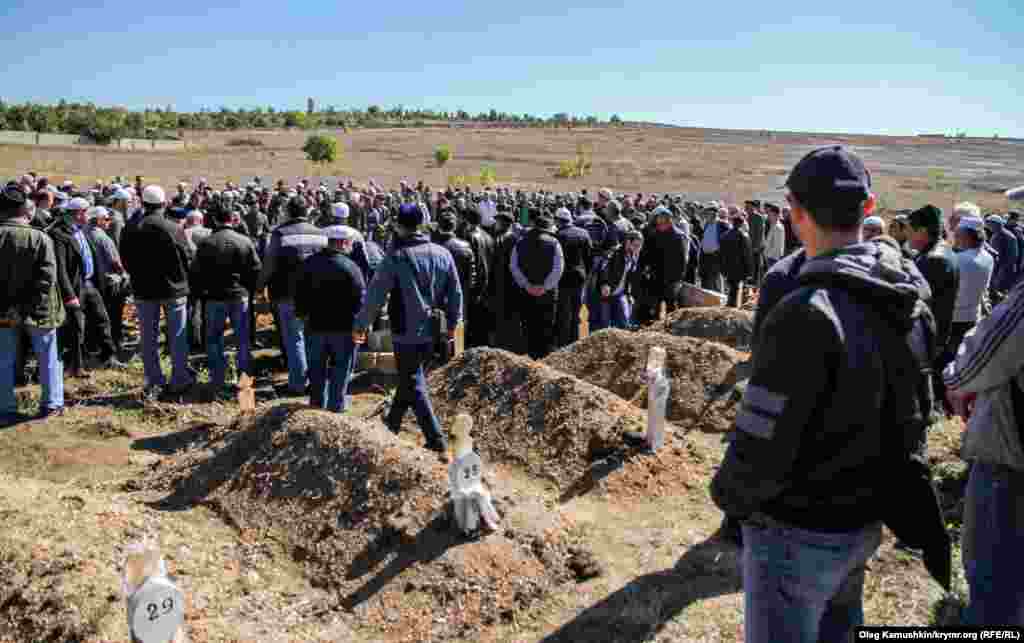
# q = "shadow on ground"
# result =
<box><xmin>541</xmin><ymin>532</ymin><xmax>742</xmax><ymax>643</ymax></box>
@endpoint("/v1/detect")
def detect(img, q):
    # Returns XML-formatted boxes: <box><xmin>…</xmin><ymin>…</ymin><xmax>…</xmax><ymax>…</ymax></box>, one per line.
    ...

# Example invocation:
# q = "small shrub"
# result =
<box><xmin>303</xmin><ymin>134</ymin><xmax>339</xmax><ymax>165</ymax></box>
<box><xmin>227</xmin><ymin>137</ymin><xmax>264</xmax><ymax>147</ymax></box>
<box><xmin>434</xmin><ymin>144</ymin><xmax>452</xmax><ymax>167</ymax></box>
<box><xmin>479</xmin><ymin>165</ymin><xmax>496</xmax><ymax>187</ymax></box>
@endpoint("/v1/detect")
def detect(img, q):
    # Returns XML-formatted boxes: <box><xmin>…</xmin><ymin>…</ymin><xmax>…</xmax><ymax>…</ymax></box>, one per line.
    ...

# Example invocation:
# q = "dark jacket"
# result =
<box><xmin>720</xmin><ymin>225</ymin><xmax>754</xmax><ymax>282</ymax></box>
<box><xmin>640</xmin><ymin>225</ymin><xmax>689</xmax><ymax>286</ymax></box>
<box><xmin>121</xmin><ymin>208</ymin><xmax>192</xmax><ymax>301</ymax></box>
<box><xmin>988</xmin><ymin>223</ymin><xmax>1019</xmax><ymax>293</ymax></box>
<box><xmin>294</xmin><ymin>249</ymin><xmax>366</xmax><ymax>333</ymax></box>
<box><xmin>490</xmin><ymin>230</ymin><xmax>518</xmax><ymax>309</ymax></box>
<box><xmin>712</xmin><ymin>241</ymin><xmax>932</xmax><ymax>532</ymax></box>
<box><xmin>556</xmin><ymin>224</ymin><xmax>592</xmax><ymax>289</ymax></box>
<box><xmin>190</xmin><ymin>226</ymin><xmax>262</xmax><ymax>301</ymax></box>
<box><xmin>461</xmin><ymin>225</ymin><xmax>494</xmax><ymax>301</ymax></box>
<box><xmin>49</xmin><ymin>218</ymin><xmax>103</xmax><ymax>302</ymax></box>
<box><xmin>599</xmin><ymin>245</ymin><xmax>639</xmax><ymax>296</ymax></box>
<box><xmin>748</xmin><ymin>211</ymin><xmax>767</xmax><ymax>252</ymax></box>
<box><xmin>355</xmin><ymin>233</ymin><xmax>463</xmax><ymax>345</ymax></box>
<box><xmin>512</xmin><ymin>226</ymin><xmax>564</xmax><ymax>292</ymax></box>
<box><xmin>351</xmin><ymin>240</ymin><xmax>384</xmax><ymax>284</ymax></box>
<box><xmin>575</xmin><ymin>211</ymin><xmax>607</xmax><ymax>248</ymax></box>
<box><xmin>436</xmin><ymin>232</ymin><xmax>477</xmax><ymax>297</ymax></box>
<box><xmin>258</xmin><ymin>217</ymin><xmax>327</xmax><ymax>301</ymax></box>
<box><xmin>752</xmin><ymin>249</ymin><xmax>807</xmax><ymax>348</ymax></box>
<box><xmin>0</xmin><ymin>219</ymin><xmax>64</xmax><ymax>329</ymax></box>
<box><xmin>914</xmin><ymin>240</ymin><xmax>960</xmax><ymax>352</ymax></box>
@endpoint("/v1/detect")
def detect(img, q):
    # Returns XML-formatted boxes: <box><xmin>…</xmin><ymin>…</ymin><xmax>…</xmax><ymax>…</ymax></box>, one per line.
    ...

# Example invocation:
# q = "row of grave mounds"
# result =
<box><xmin>142</xmin><ymin>403</ymin><xmax>585</xmax><ymax>642</ymax></box>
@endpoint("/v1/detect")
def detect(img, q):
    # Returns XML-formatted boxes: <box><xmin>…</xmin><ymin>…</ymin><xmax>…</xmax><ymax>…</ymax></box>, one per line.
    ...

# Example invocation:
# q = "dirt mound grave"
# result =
<box><xmin>424</xmin><ymin>348</ymin><xmax>715</xmax><ymax>500</ymax></box>
<box><xmin>144</xmin><ymin>403</ymin><xmax>580</xmax><ymax>642</ymax></box>
<box><xmin>543</xmin><ymin>330</ymin><xmax>748</xmax><ymax>433</ymax></box>
<box><xmin>662</xmin><ymin>307</ymin><xmax>755</xmax><ymax>352</ymax></box>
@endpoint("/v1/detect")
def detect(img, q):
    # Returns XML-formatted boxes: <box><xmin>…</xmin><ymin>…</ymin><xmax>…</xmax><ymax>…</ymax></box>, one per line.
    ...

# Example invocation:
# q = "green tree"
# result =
<box><xmin>434</xmin><ymin>144</ymin><xmax>452</xmax><ymax>167</ymax></box>
<box><xmin>283</xmin><ymin>111</ymin><xmax>307</xmax><ymax>128</ymax></box>
<box><xmin>610</xmin><ymin>114</ymin><xmax>623</xmax><ymax>125</ymax></box>
<box><xmin>303</xmin><ymin>134</ymin><xmax>339</xmax><ymax>165</ymax></box>
<box><xmin>367</xmin><ymin>105</ymin><xmax>381</xmax><ymax>116</ymax></box>
<box><xmin>26</xmin><ymin>104</ymin><xmax>59</xmax><ymax>133</ymax></box>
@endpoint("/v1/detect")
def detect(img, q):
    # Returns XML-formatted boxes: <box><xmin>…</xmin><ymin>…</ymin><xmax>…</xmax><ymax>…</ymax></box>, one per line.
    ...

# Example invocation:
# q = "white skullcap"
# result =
<box><xmin>958</xmin><ymin>216</ymin><xmax>984</xmax><ymax>233</ymax></box>
<box><xmin>332</xmin><ymin>202</ymin><xmax>350</xmax><ymax>220</ymax></box>
<box><xmin>324</xmin><ymin>225</ymin><xmax>359</xmax><ymax>241</ymax></box>
<box><xmin>86</xmin><ymin>206</ymin><xmax>109</xmax><ymax>221</ymax></box>
<box><xmin>862</xmin><ymin>216</ymin><xmax>884</xmax><ymax>228</ymax></box>
<box><xmin>142</xmin><ymin>185</ymin><xmax>166</xmax><ymax>205</ymax></box>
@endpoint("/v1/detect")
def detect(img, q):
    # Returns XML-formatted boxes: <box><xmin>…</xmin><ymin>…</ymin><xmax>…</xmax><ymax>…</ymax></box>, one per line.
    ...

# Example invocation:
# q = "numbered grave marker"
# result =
<box><xmin>127</xmin><ymin>576</ymin><xmax>185</xmax><ymax>643</ymax></box>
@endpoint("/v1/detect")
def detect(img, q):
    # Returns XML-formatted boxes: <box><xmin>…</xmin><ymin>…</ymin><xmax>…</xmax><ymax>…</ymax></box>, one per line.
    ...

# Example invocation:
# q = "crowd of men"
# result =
<box><xmin>2</xmin><ymin>155</ymin><xmax>1024</xmax><ymax>636</ymax></box>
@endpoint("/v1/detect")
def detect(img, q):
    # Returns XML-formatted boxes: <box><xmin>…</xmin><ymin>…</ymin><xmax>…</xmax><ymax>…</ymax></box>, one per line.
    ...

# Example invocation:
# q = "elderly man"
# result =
<box><xmin>295</xmin><ymin>225</ymin><xmax>365</xmax><ymax>413</ymax></box>
<box><xmin>0</xmin><ymin>185</ymin><xmax>65</xmax><ymax>424</ymax></box>
<box><xmin>763</xmin><ymin>203</ymin><xmax>786</xmax><ymax>269</ymax></box>
<box><xmin>985</xmin><ymin>214</ymin><xmax>1019</xmax><ymax>300</ymax></box>
<box><xmin>49</xmin><ymin>198</ymin><xmax>119</xmax><ymax>376</ymax></box>
<box><xmin>862</xmin><ymin>216</ymin><xmax>886</xmax><ymax>240</ymax></box>
<box><xmin>85</xmin><ymin>207</ymin><xmax>128</xmax><ymax>354</ymax></box>
<box><xmin>700</xmin><ymin>207</ymin><xmax>731</xmax><ymax>293</ymax></box>
<box><xmin>949</xmin><ymin>214</ymin><xmax>993</xmax><ymax>357</ymax></box>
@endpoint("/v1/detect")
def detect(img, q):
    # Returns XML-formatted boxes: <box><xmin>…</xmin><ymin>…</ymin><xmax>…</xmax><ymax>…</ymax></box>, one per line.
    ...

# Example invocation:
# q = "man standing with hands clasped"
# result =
<box><xmin>353</xmin><ymin>204</ymin><xmax>462</xmax><ymax>462</ymax></box>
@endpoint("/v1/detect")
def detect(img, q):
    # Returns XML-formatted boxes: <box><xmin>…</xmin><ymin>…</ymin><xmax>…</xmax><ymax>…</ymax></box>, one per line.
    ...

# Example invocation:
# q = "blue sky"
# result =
<box><xmin>2</xmin><ymin>0</ymin><xmax>1021</xmax><ymax>137</ymax></box>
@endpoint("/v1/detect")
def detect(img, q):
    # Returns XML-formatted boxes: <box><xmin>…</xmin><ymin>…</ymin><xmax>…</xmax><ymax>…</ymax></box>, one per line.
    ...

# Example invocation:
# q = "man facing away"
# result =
<box><xmin>712</xmin><ymin>146</ymin><xmax>938</xmax><ymax>643</ymax></box>
<box><xmin>0</xmin><ymin>185</ymin><xmax>65</xmax><ymax>424</ymax></box>
<box><xmin>295</xmin><ymin>225</ymin><xmax>365</xmax><ymax>413</ymax></box>
<box><xmin>189</xmin><ymin>203</ymin><xmax>262</xmax><ymax>394</ymax></box>
<box><xmin>353</xmin><ymin>204</ymin><xmax>462</xmax><ymax>461</ymax></box>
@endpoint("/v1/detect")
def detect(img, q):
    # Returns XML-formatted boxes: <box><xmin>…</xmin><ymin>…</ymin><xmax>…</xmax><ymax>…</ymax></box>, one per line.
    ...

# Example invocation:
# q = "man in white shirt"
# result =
<box><xmin>949</xmin><ymin>214</ymin><xmax>994</xmax><ymax>358</ymax></box>
<box><xmin>763</xmin><ymin>202</ymin><xmax>786</xmax><ymax>269</ymax></box>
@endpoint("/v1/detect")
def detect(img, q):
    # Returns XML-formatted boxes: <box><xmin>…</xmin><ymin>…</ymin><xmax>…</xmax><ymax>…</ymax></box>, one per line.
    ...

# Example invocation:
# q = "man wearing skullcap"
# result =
<box><xmin>862</xmin><ymin>216</ymin><xmax>886</xmax><ymax>240</ymax></box>
<box><xmin>295</xmin><ymin>225</ymin><xmax>365</xmax><ymax>413</ymax></box>
<box><xmin>554</xmin><ymin>206</ymin><xmax>592</xmax><ymax>347</ymax></box>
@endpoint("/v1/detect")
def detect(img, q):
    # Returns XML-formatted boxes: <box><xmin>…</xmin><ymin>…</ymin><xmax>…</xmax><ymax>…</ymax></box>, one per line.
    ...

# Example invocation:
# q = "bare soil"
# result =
<box><xmin>543</xmin><ymin>330</ymin><xmax>749</xmax><ymax>433</ymax></box>
<box><xmin>2</xmin><ymin>126</ymin><xmax>1022</xmax><ymax>212</ymax></box>
<box><xmin>661</xmin><ymin>307</ymin><xmax>756</xmax><ymax>352</ymax></box>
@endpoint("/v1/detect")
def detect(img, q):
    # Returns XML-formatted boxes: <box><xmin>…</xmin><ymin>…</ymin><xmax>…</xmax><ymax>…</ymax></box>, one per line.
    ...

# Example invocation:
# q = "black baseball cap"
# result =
<box><xmin>784</xmin><ymin>146</ymin><xmax>871</xmax><ymax>212</ymax></box>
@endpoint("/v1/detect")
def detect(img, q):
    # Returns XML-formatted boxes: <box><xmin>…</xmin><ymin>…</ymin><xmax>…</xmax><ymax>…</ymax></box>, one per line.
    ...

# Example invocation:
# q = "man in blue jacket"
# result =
<box><xmin>985</xmin><ymin>214</ymin><xmax>1019</xmax><ymax>300</ymax></box>
<box><xmin>353</xmin><ymin>204</ymin><xmax>462</xmax><ymax>461</ymax></box>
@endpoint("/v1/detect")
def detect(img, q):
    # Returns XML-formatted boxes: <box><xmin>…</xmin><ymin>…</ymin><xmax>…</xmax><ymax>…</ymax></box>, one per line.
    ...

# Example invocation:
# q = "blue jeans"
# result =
<box><xmin>0</xmin><ymin>326</ymin><xmax>63</xmax><ymax>415</ymax></box>
<box><xmin>963</xmin><ymin>461</ymin><xmax>1024</xmax><ymax>626</ymax></box>
<box><xmin>387</xmin><ymin>341</ymin><xmax>446</xmax><ymax>448</ymax></box>
<box><xmin>205</xmin><ymin>299</ymin><xmax>250</xmax><ymax>387</ymax></box>
<box><xmin>590</xmin><ymin>294</ymin><xmax>631</xmax><ymax>332</ymax></box>
<box><xmin>276</xmin><ymin>302</ymin><xmax>307</xmax><ymax>394</ymax></box>
<box><xmin>137</xmin><ymin>298</ymin><xmax>191</xmax><ymax>389</ymax></box>
<box><xmin>305</xmin><ymin>332</ymin><xmax>356</xmax><ymax>412</ymax></box>
<box><xmin>742</xmin><ymin>518</ymin><xmax>882</xmax><ymax>643</ymax></box>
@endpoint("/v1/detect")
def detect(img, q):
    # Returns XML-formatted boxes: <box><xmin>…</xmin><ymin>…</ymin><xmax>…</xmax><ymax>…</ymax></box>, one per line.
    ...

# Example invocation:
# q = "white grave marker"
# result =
<box><xmin>122</xmin><ymin>542</ymin><xmax>186</xmax><ymax>643</ymax></box>
<box><xmin>646</xmin><ymin>347</ymin><xmax>670</xmax><ymax>451</ymax></box>
<box><xmin>448</xmin><ymin>414</ymin><xmax>500</xmax><ymax>534</ymax></box>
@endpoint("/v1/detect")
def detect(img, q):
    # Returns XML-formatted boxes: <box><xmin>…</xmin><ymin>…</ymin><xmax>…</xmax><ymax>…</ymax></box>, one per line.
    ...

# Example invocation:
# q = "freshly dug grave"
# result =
<box><xmin>661</xmin><ymin>306</ymin><xmax>755</xmax><ymax>352</ymax></box>
<box><xmin>0</xmin><ymin>546</ymin><xmax>96</xmax><ymax>643</ymax></box>
<box><xmin>144</xmin><ymin>403</ymin><xmax>580</xmax><ymax>642</ymax></box>
<box><xmin>543</xmin><ymin>330</ymin><xmax>749</xmax><ymax>433</ymax></box>
<box><xmin>424</xmin><ymin>348</ymin><xmax>712</xmax><ymax>499</ymax></box>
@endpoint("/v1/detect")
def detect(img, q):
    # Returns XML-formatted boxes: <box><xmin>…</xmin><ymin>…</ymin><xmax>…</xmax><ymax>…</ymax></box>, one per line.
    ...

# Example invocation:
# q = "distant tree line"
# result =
<box><xmin>0</xmin><ymin>99</ymin><xmax>626</xmax><ymax>145</ymax></box>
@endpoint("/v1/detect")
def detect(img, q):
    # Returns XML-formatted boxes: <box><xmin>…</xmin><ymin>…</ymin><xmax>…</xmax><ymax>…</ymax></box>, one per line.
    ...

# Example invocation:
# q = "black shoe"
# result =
<box><xmin>0</xmin><ymin>412</ymin><xmax>32</xmax><ymax>428</ymax></box>
<box><xmin>425</xmin><ymin>442</ymin><xmax>450</xmax><ymax>463</ymax></box>
<box><xmin>622</xmin><ymin>430</ymin><xmax>650</xmax><ymax>449</ymax></box>
<box><xmin>36</xmin><ymin>407</ymin><xmax>66</xmax><ymax>420</ymax></box>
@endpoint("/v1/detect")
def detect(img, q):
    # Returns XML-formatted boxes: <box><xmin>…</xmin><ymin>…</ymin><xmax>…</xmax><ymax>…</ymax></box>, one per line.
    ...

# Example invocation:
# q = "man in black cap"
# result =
<box><xmin>353</xmin><ymin>203</ymin><xmax>462</xmax><ymax>461</ymax></box>
<box><xmin>554</xmin><ymin>207</ymin><xmax>592</xmax><ymax>347</ymax></box>
<box><xmin>713</xmin><ymin>146</ymin><xmax>943</xmax><ymax>642</ymax></box>
<box><xmin>511</xmin><ymin>209</ymin><xmax>564</xmax><ymax>359</ymax></box>
<box><xmin>0</xmin><ymin>185</ymin><xmax>65</xmax><ymax>424</ymax></box>
<box><xmin>638</xmin><ymin>206</ymin><xmax>689</xmax><ymax>321</ymax></box>
<box><xmin>721</xmin><ymin>213</ymin><xmax>753</xmax><ymax>308</ymax></box>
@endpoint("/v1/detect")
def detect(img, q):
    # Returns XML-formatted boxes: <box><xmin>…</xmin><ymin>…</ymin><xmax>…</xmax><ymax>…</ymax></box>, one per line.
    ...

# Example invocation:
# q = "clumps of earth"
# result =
<box><xmin>0</xmin><ymin>547</ymin><xmax>95</xmax><ymax>643</ymax></box>
<box><xmin>543</xmin><ymin>330</ymin><xmax>750</xmax><ymax>433</ymax></box>
<box><xmin>661</xmin><ymin>307</ymin><xmax>755</xmax><ymax>352</ymax></box>
<box><xmin>142</xmin><ymin>403</ymin><xmax>591</xmax><ymax>642</ymax></box>
<box><xmin>426</xmin><ymin>347</ymin><xmax>717</xmax><ymax>501</ymax></box>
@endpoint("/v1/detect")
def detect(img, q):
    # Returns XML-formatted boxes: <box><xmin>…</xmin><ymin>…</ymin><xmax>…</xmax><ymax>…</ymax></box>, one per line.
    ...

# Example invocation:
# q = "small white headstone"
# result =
<box><xmin>447</xmin><ymin>414</ymin><xmax>500</xmax><ymax>534</ymax></box>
